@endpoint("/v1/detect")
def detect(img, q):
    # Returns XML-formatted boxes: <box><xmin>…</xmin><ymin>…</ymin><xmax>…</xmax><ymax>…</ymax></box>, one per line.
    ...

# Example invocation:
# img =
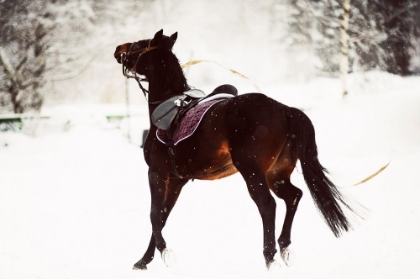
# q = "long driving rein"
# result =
<box><xmin>119</xmin><ymin>38</ymin><xmax>390</xmax><ymax>186</ymax></box>
<box><xmin>120</xmin><ymin>40</ymin><xmax>162</xmax><ymax>104</ymax></box>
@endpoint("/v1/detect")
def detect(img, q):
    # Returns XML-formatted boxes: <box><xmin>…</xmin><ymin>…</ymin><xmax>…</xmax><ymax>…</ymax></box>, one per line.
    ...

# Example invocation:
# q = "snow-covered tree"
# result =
<box><xmin>0</xmin><ymin>0</ymin><xmax>98</xmax><ymax>113</ymax></box>
<box><xmin>275</xmin><ymin>0</ymin><xmax>420</xmax><ymax>77</ymax></box>
<box><xmin>380</xmin><ymin>0</ymin><xmax>420</xmax><ymax>76</ymax></box>
<box><xmin>340</xmin><ymin>0</ymin><xmax>351</xmax><ymax>96</ymax></box>
<box><xmin>0</xmin><ymin>0</ymin><xmax>48</xmax><ymax>113</ymax></box>
<box><xmin>270</xmin><ymin>0</ymin><xmax>317</xmax><ymax>80</ymax></box>
<box><xmin>0</xmin><ymin>0</ymin><xmax>159</xmax><ymax>113</ymax></box>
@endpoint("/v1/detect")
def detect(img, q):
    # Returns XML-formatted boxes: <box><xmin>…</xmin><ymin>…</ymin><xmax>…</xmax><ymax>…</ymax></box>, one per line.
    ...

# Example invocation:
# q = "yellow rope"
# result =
<box><xmin>181</xmin><ymin>59</ymin><xmax>262</xmax><ymax>93</ymax></box>
<box><xmin>354</xmin><ymin>162</ymin><xmax>390</xmax><ymax>186</ymax></box>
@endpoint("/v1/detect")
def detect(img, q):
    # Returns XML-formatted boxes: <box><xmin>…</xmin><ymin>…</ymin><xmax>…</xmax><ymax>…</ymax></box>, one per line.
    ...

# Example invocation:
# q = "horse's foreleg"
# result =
<box><xmin>133</xmin><ymin>174</ymin><xmax>188</xmax><ymax>270</ymax></box>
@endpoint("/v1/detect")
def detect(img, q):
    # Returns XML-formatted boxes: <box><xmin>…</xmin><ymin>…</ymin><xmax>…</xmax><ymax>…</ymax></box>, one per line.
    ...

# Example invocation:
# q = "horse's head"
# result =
<box><xmin>114</xmin><ymin>30</ymin><xmax>189</xmax><ymax>104</ymax></box>
<box><xmin>114</xmin><ymin>29</ymin><xmax>178</xmax><ymax>77</ymax></box>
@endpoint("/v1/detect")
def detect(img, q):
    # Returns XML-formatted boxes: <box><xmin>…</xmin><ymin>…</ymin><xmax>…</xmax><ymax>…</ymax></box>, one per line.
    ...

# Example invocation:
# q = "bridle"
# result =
<box><xmin>120</xmin><ymin>40</ymin><xmax>162</xmax><ymax>104</ymax></box>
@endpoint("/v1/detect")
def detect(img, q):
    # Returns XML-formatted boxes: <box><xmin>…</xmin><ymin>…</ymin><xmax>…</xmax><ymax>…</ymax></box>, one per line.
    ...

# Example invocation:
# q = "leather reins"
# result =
<box><xmin>120</xmin><ymin>40</ymin><xmax>162</xmax><ymax>105</ymax></box>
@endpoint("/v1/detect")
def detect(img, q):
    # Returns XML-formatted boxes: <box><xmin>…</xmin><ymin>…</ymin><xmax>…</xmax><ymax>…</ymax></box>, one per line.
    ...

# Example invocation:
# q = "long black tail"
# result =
<box><xmin>287</xmin><ymin>107</ymin><xmax>355</xmax><ymax>237</ymax></box>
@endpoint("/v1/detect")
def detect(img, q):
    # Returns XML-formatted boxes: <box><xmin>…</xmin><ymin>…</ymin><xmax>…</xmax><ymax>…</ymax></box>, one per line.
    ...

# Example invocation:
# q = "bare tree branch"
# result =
<box><xmin>50</xmin><ymin>53</ymin><xmax>98</xmax><ymax>81</ymax></box>
<box><xmin>0</xmin><ymin>47</ymin><xmax>16</xmax><ymax>77</ymax></box>
<box><xmin>385</xmin><ymin>2</ymin><xmax>419</xmax><ymax>22</ymax></box>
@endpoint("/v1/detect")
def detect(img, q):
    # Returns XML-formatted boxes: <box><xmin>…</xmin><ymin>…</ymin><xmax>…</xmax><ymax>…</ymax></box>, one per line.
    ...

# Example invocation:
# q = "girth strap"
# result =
<box><xmin>167</xmin><ymin>147</ymin><xmax>183</xmax><ymax>178</ymax></box>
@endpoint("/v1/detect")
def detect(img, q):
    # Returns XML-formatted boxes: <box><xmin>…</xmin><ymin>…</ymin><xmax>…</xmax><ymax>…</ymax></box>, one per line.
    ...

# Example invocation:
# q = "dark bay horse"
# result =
<box><xmin>114</xmin><ymin>29</ymin><xmax>357</xmax><ymax>270</ymax></box>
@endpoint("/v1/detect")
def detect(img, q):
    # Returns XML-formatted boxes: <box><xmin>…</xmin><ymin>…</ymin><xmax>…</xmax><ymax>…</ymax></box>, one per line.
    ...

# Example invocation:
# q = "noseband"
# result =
<box><xmin>120</xmin><ymin>40</ymin><xmax>162</xmax><ymax>104</ymax></box>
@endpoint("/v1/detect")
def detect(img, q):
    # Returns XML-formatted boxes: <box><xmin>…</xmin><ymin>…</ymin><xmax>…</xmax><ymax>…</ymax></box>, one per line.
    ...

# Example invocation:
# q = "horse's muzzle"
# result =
<box><xmin>114</xmin><ymin>43</ymin><xmax>131</xmax><ymax>64</ymax></box>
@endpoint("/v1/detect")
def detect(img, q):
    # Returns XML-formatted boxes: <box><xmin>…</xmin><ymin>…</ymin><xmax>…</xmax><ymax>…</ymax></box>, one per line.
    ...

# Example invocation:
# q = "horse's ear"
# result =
<box><xmin>151</xmin><ymin>29</ymin><xmax>164</xmax><ymax>45</ymax></box>
<box><xmin>170</xmin><ymin>32</ymin><xmax>178</xmax><ymax>44</ymax></box>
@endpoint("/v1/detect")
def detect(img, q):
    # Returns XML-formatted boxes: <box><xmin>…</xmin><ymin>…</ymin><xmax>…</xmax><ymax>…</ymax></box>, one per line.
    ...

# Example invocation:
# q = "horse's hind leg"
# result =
<box><xmin>134</xmin><ymin>234</ymin><xmax>156</xmax><ymax>270</ymax></box>
<box><xmin>234</xmin><ymin>162</ymin><xmax>277</xmax><ymax>267</ymax></box>
<box><xmin>133</xmin><ymin>175</ymin><xmax>188</xmax><ymax>270</ymax></box>
<box><xmin>267</xmin><ymin>166</ymin><xmax>302</xmax><ymax>266</ymax></box>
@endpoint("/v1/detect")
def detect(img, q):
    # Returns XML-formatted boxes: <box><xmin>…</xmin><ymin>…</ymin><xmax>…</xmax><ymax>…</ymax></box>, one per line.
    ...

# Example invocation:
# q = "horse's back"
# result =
<box><xmin>191</xmin><ymin>93</ymin><xmax>289</xmax><ymax>143</ymax></box>
<box><xmin>173</xmin><ymin>93</ymin><xmax>291</xmax><ymax>179</ymax></box>
<box><xmin>224</xmin><ymin>93</ymin><xmax>289</xmax><ymax>129</ymax></box>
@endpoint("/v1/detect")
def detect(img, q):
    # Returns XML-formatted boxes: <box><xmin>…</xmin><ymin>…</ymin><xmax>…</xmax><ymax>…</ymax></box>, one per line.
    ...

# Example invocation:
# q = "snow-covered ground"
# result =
<box><xmin>1</xmin><ymin>73</ymin><xmax>420</xmax><ymax>279</ymax></box>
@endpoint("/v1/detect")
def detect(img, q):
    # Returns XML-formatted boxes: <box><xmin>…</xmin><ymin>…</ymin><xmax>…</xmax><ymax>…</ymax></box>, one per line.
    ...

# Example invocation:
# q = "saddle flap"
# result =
<box><xmin>151</xmin><ymin>95</ymin><xmax>182</xmax><ymax>130</ymax></box>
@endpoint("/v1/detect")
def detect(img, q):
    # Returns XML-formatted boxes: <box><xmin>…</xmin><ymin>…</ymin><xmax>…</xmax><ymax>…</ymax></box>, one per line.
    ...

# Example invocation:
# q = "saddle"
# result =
<box><xmin>151</xmin><ymin>84</ymin><xmax>238</xmax><ymax>134</ymax></box>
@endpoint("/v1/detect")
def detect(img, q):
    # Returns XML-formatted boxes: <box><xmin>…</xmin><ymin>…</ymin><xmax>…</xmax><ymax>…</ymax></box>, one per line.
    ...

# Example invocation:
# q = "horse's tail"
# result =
<box><xmin>287</xmin><ymin>107</ymin><xmax>355</xmax><ymax>237</ymax></box>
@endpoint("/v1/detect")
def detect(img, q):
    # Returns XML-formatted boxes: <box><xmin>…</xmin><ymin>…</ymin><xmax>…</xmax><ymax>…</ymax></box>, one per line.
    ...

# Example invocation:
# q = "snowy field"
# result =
<box><xmin>1</xmin><ymin>73</ymin><xmax>420</xmax><ymax>279</ymax></box>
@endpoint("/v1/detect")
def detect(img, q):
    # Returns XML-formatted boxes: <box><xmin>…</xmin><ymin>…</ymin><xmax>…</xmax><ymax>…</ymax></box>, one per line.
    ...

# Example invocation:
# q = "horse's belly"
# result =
<box><xmin>194</xmin><ymin>161</ymin><xmax>238</xmax><ymax>180</ymax></box>
<box><xmin>176</xmin><ymin>140</ymin><xmax>238</xmax><ymax>180</ymax></box>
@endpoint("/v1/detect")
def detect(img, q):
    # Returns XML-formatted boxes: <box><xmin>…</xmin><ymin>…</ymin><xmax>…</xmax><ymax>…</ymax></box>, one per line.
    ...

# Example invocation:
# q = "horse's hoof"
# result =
<box><xmin>161</xmin><ymin>248</ymin><xmax>176</xmax><ymax>267</ymax></box>
<box><xmin>280</xmin><ymin>246</ymin><xmax>294</xmax><ymax>267</ymax></box>
<box><xmin>133</xmin><ymin>261</ymin><xmax>148</xmax><ymax>270</ymax></box>
<box><xmin>133</xmin><ymin>258</ymin><xmax>149</xmax><ymax>270</ymax></box>
<box><xmin>132</xmin><ymin>264</ymin><xmax>147</xmax><ymax>270</ymax></box>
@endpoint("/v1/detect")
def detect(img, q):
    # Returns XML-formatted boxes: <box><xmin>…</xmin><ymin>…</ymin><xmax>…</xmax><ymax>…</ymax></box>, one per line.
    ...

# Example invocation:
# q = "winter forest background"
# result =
<box><xmin>1</xmin><ymin>0</ymin><xmax>420</xmax><ymax>113</ymax></box>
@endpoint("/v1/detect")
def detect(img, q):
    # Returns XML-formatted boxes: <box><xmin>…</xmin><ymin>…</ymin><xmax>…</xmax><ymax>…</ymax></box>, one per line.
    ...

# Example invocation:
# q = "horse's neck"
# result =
<box><xmin>147</xmin><ymin>57</ymin><xmax>189</xmax><ymax>127</ymax></box>
<box><xmin>147</xmin><ymin>55</ymin><xmax>189</xmax><ymax>105</ymax></box>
